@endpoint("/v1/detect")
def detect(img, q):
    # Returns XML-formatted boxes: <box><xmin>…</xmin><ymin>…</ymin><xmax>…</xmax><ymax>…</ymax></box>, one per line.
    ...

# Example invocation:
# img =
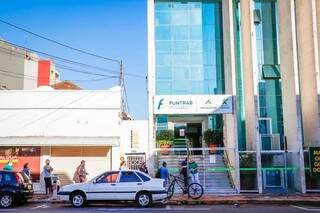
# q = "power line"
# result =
<box><xmin>0</xmin><ymin>68</ymin><xmax>117</xmax><ymax>83</ymax></box>
<box><xmin>0</xmin><ymin>47</ymin><xmax>119</xmax><ymax>78</ymax></box>
<box><xmin>0</xmin><ymin>18</ymin><xmax>121</xmax><ymax>63</ymax></box>
<box><xmin>0</xmin><ymin>40</ymin><xmax>145</xmax><ymax>78</ymax></box>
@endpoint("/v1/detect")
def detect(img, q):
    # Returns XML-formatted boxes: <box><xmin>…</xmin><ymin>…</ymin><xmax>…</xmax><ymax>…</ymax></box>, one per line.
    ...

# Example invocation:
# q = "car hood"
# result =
<box><xmin>61</xmin><ymin>182</ymin><xmax>90</xmax><ymax>192</ymax></box>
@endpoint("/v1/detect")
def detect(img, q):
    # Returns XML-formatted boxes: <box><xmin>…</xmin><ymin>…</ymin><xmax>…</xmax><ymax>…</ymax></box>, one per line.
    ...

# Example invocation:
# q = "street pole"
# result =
<box><xmin>284</xmin><ymin>136</ymin><xmax>288</xmax><ymax>196</ymax></box>
<box><xmin>119</xmin><ymin>60</ymin><xmax>125</xmax><ymax>115</ymax></box>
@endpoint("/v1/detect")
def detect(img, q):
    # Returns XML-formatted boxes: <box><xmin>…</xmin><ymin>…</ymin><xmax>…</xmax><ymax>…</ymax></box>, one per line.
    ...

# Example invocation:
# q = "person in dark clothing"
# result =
<box><xmin>22</xmin><ymin>163</ymin><xmax>31</xmax><ymax>179</ymax></box>
<box><xmin>138</xmin><ymin>162</ymin><xmax>149</xmax><ymax>174</ymax></box>
<box><xmin>180</xmin><ymin>157</ymin><xmax>188</xmax><ymax>190</ymax></box>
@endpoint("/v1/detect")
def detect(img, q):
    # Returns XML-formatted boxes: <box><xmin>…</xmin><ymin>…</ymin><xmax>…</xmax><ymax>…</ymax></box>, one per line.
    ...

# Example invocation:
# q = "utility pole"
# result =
<box><xmin>119</xmin><ymin>60</ymin><xmax>125</xmax><ymax>116</ymax></box>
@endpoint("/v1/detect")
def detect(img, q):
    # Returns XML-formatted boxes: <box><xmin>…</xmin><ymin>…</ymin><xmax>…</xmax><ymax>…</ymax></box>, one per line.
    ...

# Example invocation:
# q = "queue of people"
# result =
<box><xmin>1</xmin><ymin>157</ymin><xmax>198</xmax><ymax>195</ymax></box>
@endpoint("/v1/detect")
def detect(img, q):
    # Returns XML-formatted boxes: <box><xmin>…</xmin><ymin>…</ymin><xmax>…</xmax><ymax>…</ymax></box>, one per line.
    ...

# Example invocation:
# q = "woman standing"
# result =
<box><xmin>22</xmin><ymin>163</ymin><xmax>31</xmax><ymax>179</ymax></box>
<box><xmin>43</xmin><ymin>159</ymin><xmax>53</xmax><ymax>195</ymax></box>
<box><xmin>75</xmin><ymin>160</ymin><xmax>88</xmax><ymax>183</ymax></box>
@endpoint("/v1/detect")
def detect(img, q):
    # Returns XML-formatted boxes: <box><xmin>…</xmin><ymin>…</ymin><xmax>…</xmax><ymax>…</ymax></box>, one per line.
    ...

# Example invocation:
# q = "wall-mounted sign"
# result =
<box><xmin>309</xmin><ymin>147</ymin><xmax>320</xmax><ymax>176</ymax></box>
<box><xmin>154</xmin><ymin>95</ymin><xmax>233</xmax><ymax>115</ymax></box>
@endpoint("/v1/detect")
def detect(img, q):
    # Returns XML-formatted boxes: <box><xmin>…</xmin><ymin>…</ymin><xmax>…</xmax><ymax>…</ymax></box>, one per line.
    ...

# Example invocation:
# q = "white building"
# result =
<box><xmin>0</xmin><ymin>40</ymin><xmax>38</xmax><ymax>90</ymax></box>
<box><xmin>0</xmin><ymin>86</ymin><xmax>122</xmax><ymax>188</ymax></box>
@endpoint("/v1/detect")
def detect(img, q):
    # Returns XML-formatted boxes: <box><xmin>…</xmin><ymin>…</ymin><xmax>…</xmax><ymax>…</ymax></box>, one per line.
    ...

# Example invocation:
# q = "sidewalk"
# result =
<box><xmin>31</xmin><ymin>193</ymin><xmax>320</xmax><ymax>205</ymax></box>
<box><xmin>168</xmin><ymin>194</ymin><xmax>320</xmax><ymax>205</ymax></box>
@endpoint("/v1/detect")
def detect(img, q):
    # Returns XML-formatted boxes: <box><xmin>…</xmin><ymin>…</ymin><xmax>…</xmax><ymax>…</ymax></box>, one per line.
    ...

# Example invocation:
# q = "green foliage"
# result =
<box><xmin>203</xmin><ymin>129</ymin><xmax>223</xmax><ymax>146</ymax></box>
<box><xmin>156</xmin><ymin>130</ymin><xmax>174</xmax><ymax>146</ymax></box>
<box><xmin>240</xmin><ymin>154</ymin><xmax>256</xmax><ymax>168</ymax></box>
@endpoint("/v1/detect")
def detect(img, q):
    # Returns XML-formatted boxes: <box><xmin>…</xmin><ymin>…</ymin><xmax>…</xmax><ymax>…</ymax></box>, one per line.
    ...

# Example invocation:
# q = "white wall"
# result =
<box><xmin>24</xmin><ymin>58</ymin><xmax>38</xmax><ymax>89</ymax></box>
<box><xmin>0</xmin><ymin>88</ymin><xmax>122</xmax><ymax>138</ymax></box>
<box><xmin>117</xmin><ymin>120</ymin><xmax>149</xmax><ymax>169</ymax></box>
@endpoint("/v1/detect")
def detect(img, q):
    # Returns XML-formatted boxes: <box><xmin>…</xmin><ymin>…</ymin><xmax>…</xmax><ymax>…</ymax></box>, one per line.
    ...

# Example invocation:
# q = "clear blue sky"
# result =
<box><xmin>0</xmin><ymin>0</ymin><xmax>148</xmax><ymax>119</ymax></box>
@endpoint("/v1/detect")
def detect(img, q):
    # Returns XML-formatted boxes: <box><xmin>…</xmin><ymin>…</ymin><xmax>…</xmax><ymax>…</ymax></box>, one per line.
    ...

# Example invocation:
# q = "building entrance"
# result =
<box><xmin>186</xmin><ymin>123</ymin><xmax>202</xmax><ymax>147</ymax></box>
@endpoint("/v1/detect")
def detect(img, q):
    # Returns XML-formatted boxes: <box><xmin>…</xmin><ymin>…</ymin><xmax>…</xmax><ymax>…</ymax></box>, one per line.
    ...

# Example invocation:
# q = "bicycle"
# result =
<box><xmin>166</xmin><ymin>174</ymin><xmax>203</xmax><ymax>200</ymax></box>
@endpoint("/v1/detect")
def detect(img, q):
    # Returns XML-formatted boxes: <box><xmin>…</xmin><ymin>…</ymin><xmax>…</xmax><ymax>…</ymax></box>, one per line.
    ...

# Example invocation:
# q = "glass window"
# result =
<box><xmin>262</xmin><ymin>64</ymin><xmax>280</xmax><ymax>79</ymax></box>
<box><xmin>189</xmin><ymin>26</ymin><xmax>202</xmax><ymax>40</ymax></box>
<box><xmin>120</xmin><ymin>171</ymin><xmax>141</xmax><ymax>183</ymax></box>
<box><xmin>155</xmin><ymin>2</ymin><xmax>171</xmax><ymax>11</ymax></box>
<box><xmin>172</xmin><ymin>26</ymin><xmax>188</xmax><ymax>40</ymax></box>
<box><xmin>189</xmin><ymin>9</ymin><xmax>201</xmax><ymax>25</ymax></box>
<box><xmin>156</xmin><ymin>41</ymin><xmax>171</xmax><ymax>52</ymax></box>
<box><xmin>172</xmin><ymin>41</ymin><xmax>188</xmax><ymax>53</ymax></box>
<box><xmin>172</xmin><ymin>67</ymin><xmax>189</xmax><ymax>80</ymax></box>
<box><xmin>172</xmin><ymin>53</ymin><xmax>189</xmax><ymax>66</ymax></box>
<box><xmin>136</xmin><ymin>172</ymin><xmax>151</xmax><ymax>182</ymax></box>
<box><xmin>156</xmin><ymin>66</ymin><xmax>172</xmax><ymax>79</ymax></box>
<box><xmin>156</xmin><ymin>80</ymin><xmax>171</xmax><ymax>95</ymax></box>
<box><xmin>4</xmin><ymin>173</ymin><xmax>12</xmax><ymax>183</ymax></box>
<box><xmin>155</xmin><ymin>12</ymin><xmax>171</xmax><ymax>26</ymax></box>
<box><xmin>154</xmin><ymin>0</ymin><xmax>225</xmax><ymax>95</ymax></box>
<box><xmin>171</xmin><ymin>11</ymin><xmax>187</xmax><ymax>26</ymax></box>
<box><xmin>156</xmin><ymin>53</ymin><xmax>171</xmax><ymax>66</ymax></box>
<box><xmin>156</xmin><ymin>26</ymin><xmax>171</xmax><ymax>40</ymax></box>
<box><xmin>96</xmin><ymin>172</ymin><xmax>119</xmax><ymax>183</ymax></box>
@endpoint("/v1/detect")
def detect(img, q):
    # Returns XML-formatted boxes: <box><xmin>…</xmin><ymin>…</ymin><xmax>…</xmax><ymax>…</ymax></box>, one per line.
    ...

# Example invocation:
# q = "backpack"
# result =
<box><xmin>155</xmin><ymin>168</ymin><xmax>161</xmax><ymax>178</ymax></box>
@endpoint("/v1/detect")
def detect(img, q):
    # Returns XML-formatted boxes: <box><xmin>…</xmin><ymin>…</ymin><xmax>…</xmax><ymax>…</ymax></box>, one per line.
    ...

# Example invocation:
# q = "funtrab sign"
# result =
<box><xmin>309</xmin><ymin>147</ymin><xmax>320</xmax><ymax>176</ymax></box>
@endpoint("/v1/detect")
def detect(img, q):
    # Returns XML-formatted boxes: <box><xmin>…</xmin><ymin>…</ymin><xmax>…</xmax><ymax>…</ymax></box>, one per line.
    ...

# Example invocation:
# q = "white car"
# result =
<box><xmin>58</xmin><ymin>170</ymin><xmax>167</xmax><ymax>207</ymax></box>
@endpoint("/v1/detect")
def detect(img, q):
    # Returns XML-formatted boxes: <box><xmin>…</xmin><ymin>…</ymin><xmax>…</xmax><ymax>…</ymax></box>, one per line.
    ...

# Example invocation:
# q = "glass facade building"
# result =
<box><xmin>155</xmin><ymin>0</ymin><xmax>225</xmax><ymax>95</ymax></box>
<box><xmin>148</xmin><ymin>0</ymin><xmax>320</xmax><ymax>194</ymax></box>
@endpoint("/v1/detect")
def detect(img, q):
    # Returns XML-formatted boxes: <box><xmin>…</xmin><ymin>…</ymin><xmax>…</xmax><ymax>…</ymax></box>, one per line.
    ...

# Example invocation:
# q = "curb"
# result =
<box><xmin>29</xmin><ymin>198</ymin><xmax>320</xmax><ymax>206</ymax></box>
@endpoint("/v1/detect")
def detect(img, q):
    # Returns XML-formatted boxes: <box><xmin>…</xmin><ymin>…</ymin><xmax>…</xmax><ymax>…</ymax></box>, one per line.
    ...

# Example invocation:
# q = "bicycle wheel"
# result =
<box><xmin>167</xmin><ymin>183</ymin><xmax>175</xmax><ymax>200</ymax></box>
<box><xmin>187</xmin><ymin>183</ymin><xmax>203</xmax><ymax>199</ymax></box>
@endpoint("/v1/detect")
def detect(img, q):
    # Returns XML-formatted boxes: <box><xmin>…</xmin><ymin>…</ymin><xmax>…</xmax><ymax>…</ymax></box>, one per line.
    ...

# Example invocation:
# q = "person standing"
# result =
<box><xmin>3</xmin><ymin>160</ymin><xmax>13</xmax><ymax>171</ymax></box>
<box><xmin>22</xmin><ymin>163</ymin><xmax>31</xmax><ymax>178</ymax></box>
<box><xmin>159</xmin><ymin>162</ymin><xmax>169</xmax><ymax>186</ymax></box>
<box><xmin>138</xmin><ymin>162</ymin><xmax>149</xmax><ymax>174</ymax></box>
<box><xmin>43</xmin><ymin>159</ymin><xmax>53</xmax><ymax>195</ymax></box>
<box><xmin>180</xmin><ymin>157</ymin><xmax>188</xmax><ymax>189</ymax></box>
<box><xmin>189</xmin><ymin>159</ymin><xmax>199</xmax><ymax>184</ymax></box>
<box><xmin>75</xmin><ymin>160</ymin><xmax>88</xmax><ymax>183</ymax></box>
<box><xmin>119</xmin><ymin>160</ymin><xmax>127</xmax><ymax>170</ymax></box>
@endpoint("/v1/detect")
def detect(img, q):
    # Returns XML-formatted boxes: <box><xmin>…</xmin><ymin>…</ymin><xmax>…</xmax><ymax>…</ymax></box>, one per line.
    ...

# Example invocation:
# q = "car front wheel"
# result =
<box><xmin>70</xmin><ymin>192</ymin><xmax>86</xmax><ymax>208</ymax></box>
<box><xmin>0</xmin><ymin>193</ymin><xmax>14</xmax><ymax>208</ymax></box>
<box><xmin>136</xmin><ymin>192</ymin><xmax>152</xmax><ymax>207</ymax></box>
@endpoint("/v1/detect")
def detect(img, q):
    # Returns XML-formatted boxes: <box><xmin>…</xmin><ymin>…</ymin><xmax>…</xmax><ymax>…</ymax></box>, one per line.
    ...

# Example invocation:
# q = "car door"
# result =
<box><xmin>116</xmin><ymin>171</ymin><xmax>143</xmax><ymax>200</ymax></box>
<box><xmin>87</xmin><ymin>171</ymin><xmax>119</xmax><ymax>200</ymax></box>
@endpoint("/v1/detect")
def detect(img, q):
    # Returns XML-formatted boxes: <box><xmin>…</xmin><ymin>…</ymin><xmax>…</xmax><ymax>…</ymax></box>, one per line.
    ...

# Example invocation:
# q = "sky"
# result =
<box><xmin>0</xmin><ymin>0</ymin><xmax>148</xmax><ymax>119</ymax></box>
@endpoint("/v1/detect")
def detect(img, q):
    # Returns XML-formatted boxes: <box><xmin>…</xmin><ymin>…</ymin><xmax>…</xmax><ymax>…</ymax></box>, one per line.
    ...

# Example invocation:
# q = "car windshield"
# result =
<box><xmin>90</xmin><ymin>172</ymin><xmax>106</xmax><ymax>182</ymax></box>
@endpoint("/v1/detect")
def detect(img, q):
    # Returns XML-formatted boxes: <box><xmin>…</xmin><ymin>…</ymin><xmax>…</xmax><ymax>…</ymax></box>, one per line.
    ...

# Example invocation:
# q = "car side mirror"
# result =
<box><xmin>92</xmin><ymin>179</ymin><xmax>97</xmax><ymax>184</ymax></box>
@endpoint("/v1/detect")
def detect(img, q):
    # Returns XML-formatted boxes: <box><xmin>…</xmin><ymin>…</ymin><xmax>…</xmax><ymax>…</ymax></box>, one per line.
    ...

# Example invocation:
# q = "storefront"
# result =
<box><xmin>0</xmin><ymin>146</ymin><xmax>41</xmax><ymax>181</ymax></box>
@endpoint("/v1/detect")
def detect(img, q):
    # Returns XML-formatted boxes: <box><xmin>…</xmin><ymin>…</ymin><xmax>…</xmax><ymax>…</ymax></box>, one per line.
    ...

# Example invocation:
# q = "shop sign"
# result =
<box><xmin>309</xmin><ymin>147</ymin><xmax>320</xmax><ymax>176</ymax></box>
<box><xmin>154</xmin><ymin>95</ymin><xmax>233</xmax><ymax>115</ymax></box>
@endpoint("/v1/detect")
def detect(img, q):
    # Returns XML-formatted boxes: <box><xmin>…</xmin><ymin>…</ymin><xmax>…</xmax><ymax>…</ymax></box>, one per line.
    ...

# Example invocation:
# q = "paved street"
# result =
<box><xmin>1</xmin><ymin>203</ymin><xmax>319</xmax><ymax>212</ymax></box>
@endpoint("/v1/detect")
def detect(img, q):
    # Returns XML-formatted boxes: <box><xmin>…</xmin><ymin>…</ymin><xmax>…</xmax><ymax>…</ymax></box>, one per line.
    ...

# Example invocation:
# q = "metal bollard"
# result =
<box><xmin>51</xmin><ymin>175</ymin><xmax>59</xmax><ymax>200</ymax></box>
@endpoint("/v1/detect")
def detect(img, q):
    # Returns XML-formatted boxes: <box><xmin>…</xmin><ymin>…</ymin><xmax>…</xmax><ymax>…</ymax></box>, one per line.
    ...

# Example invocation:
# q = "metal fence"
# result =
<box><xmin>154</xmin><ymin>148</ymin><xmax>304</xmax><ymax>194</ymax></box>
<box><xmin>154</xmin><ymin>147</ymin><xmax>237</xmax><ymax>194</ymax></box>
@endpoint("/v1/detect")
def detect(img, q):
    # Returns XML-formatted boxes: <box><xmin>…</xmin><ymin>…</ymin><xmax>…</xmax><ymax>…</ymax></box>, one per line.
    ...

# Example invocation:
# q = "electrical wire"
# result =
<box><xmin>0</xmin><ymin>47</ymin><xmax>119</xmax><ymax>79</ymax></box>
<box><xmin>0</xmin><ymin>40</ymin><xmax>145</xmax><ymax>78</ymax></box>
<box><xmin>0</xmin><ymin>18</ymin><xmax>121</xmax><ymax>63</ymax></box>
<box><xmin>0</xmin><ymin>68</ymin><xmax>117</xmax><ymax>83</ymax></box>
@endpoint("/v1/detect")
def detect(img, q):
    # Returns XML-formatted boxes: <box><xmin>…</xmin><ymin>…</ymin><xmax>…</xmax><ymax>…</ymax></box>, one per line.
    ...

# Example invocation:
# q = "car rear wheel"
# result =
<box><xmin>70</xmin><ymin>192</ymin><xmax>86</xmax><ymax>208</ymax></box>
<box><xmin>136</xmin><ymin>192</ymin><xmax>152</xmax><ymax>207</ymax></box>
<box><xmin>0</xmin><ymin>193</ymin><xmax>14</xmax><ymax>208</ymax></box>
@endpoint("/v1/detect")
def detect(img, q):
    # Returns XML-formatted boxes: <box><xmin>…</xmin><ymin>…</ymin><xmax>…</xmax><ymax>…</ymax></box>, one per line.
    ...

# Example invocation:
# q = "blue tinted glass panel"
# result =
<box><xmin>155</xmin><ymin>0</ymin><xmax>225</xmax><ymax>95</ymax></box>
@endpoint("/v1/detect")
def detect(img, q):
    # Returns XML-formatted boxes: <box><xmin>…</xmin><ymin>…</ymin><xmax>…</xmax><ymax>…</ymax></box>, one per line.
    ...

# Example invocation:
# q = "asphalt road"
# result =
<box><xmin>1</xmin><ymin>203</ymin><xmax>319</xmax><ymax>212</ymax></box>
